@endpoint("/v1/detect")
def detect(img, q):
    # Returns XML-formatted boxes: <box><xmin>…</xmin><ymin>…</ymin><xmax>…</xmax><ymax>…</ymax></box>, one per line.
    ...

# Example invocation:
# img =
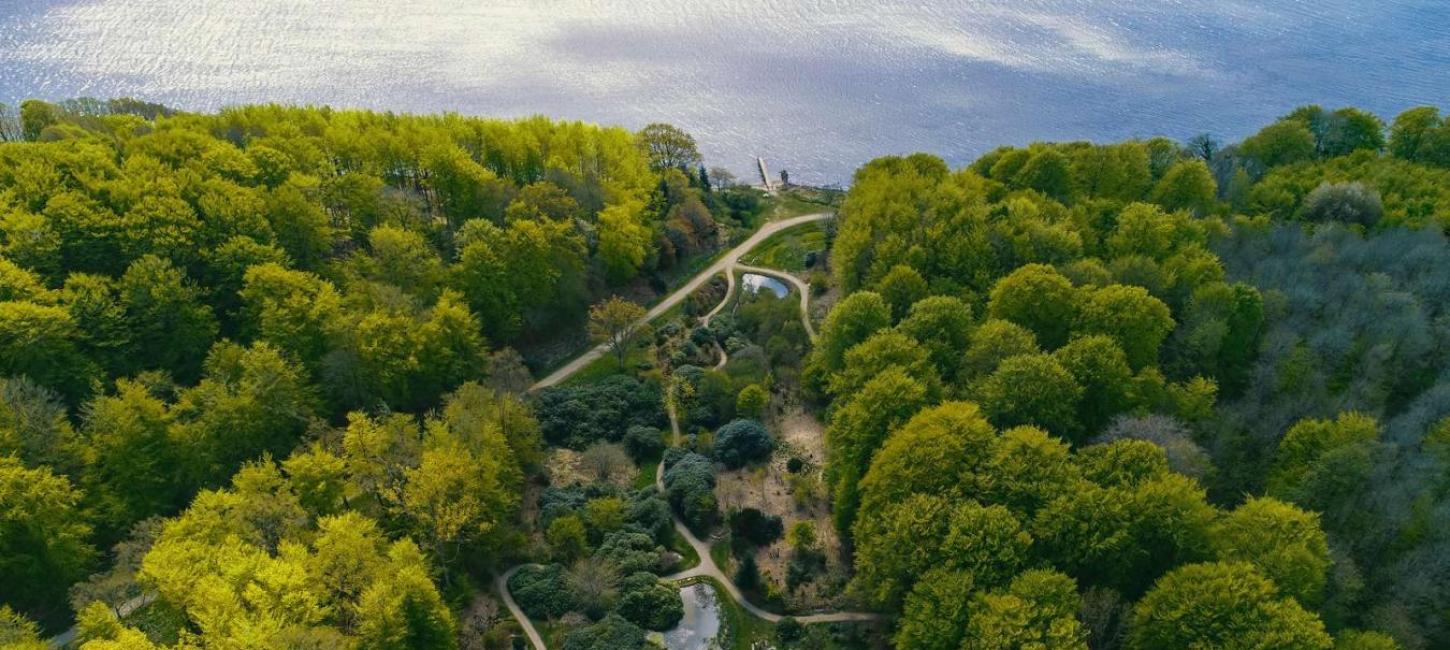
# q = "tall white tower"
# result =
<box><xmin>757</xmin><ymin>157</ymin><xmax>774</xmax><ymax>192</ymax></box>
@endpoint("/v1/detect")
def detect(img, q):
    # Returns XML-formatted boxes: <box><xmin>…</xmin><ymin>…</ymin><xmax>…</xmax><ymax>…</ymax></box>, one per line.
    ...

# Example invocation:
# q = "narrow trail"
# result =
<box><xmin>734</xmin><ymin>263</ymin><xmax>817</xmax><ymax>341</ymax></box>
<box><xmin>531</xmin><ymin>212</ymin><xmax>831</xmax><ymax>391</ymax></box>
<box><xmin>502</xmin><ymin>211</ymin><xmax>877</xmax><ymax>647</ymax></box>
<box><xmin>48</xmin><ymin>216</ymin><xmax>840</xmax><ymax>650</ymax></box>
<box><xmin>657</xmin><ymin>401</ymin><xmax>876</xmax><ymax>625</ymax></box>
<box><xmin>497</xmin><ymin>565</ymin><xmax>547</xmax><ymax>650</ymax></box>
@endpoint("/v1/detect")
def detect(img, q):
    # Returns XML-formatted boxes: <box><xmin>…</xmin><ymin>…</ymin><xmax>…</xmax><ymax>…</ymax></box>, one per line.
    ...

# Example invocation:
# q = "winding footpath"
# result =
<box><xmin>500</xmin><ymin>211</ymin><xmax>879</xmax><ymax>648</ymax></box>
<box><xmin>532</xmin><ymin>212</ymin><xmax>832</xmax><ymax>390</ymax></box>
<box><xmin>654</xmin><ymin>407</ymin><xmax>874</xmax><ymax>625</ymax></box>
<box><xmin>497</xmin><ymin>565</ymin><xmax>548</xmax><ymax>650</ymax></box>
<box><xmin>49</xmin><ymin>214</ymin><xmax>843</xmax><ymax>650</ymax></box>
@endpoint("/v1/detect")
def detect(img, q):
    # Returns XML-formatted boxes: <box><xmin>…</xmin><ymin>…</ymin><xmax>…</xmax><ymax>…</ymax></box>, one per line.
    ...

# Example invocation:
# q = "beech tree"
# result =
<box><xmin>1130</xmin><ymin>562</ymin><xmax>1332</xmax><ymax>650</ymax></box>
<box><xmin>987</xmin><ymin>263</ymin><xmax>1077</xmax><ymax>349</ymax></box>
<box><xmin>588</xmin><ymin>296</ymin><xmax>650</xmax><ymax>369</ymax></box>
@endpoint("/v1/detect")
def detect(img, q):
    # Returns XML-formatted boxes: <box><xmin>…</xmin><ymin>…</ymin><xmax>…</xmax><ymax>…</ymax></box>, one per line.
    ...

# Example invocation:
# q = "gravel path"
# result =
<box><xmin>502</xmin><ymin>210</ymin><xmax>878</xmax><ymax>648</ymax></box>
<box><xmin>531</xmin><ymin>213</ymin><xmax>832</xmax><ymax>391</ymax></box>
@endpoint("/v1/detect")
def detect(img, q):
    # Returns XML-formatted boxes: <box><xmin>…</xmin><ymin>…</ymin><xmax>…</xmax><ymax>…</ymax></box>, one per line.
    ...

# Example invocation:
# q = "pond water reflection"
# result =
<box><xmin>741</xmin><ymin>273</ymin><xmax>788</xmax><ymax>298</ymax></box>
<box><xmin>662</xmin><ymin>582</ymin><xmax>722</xmax><ymax>650</ymax></box>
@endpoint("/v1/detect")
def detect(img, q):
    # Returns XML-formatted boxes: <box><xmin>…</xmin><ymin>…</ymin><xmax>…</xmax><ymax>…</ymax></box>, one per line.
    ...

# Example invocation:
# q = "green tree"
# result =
<box><xmin>355</xmin><ymin>548</ymin><xmax>457</xmax><ymax>650</ymax></box>
<box><xmin>1016</xmin><ymin>149</ymin><xmax>1074</xmax><ymax>201</ymax></box>
<box><xmin>359</xmin><ymin>225</ymin><xmax>445</xmax><ymax>297</ymax></box>
<box><xmin>0</xmin><ymin>299</ymin><xmax>95</xmax><ymax>400</ymax></box>
<box><xmin>1242</xmin><ymin>120</ymin><xmax>1317</xmax><ymax>169</ymax></box>
<box><xmin>987</xmin><ymin>263</ymin><xmax>1077</xmax><ymax>349</ymax></box>
<box><xmin>1268</xmin><ymin>412</ymin><xmax>1379</xmax><ymax>496</ymax></box>
<box><xmin>735</xmin><ymin>383</ymin><xmax>768</xmax><ymax>419</ymax></box>
<box><xmin>1151</xmin><ymin>159</ymin><xmax>1217</xmax><ymax>214</ymax></box>
<box><xmin>964</xmin><ymin>570</ymin><xmax>1088</xmax><ymax>650</ymax></box>
<box><xmin>856</xmin><ymin>401</ymin><xmax>997</xmax><ymax>528</ymax></box>
<box><xmin>974</xmin><ymin>353</ymin><xmax>1083</xmax><ymax>438</ymax></box>
<box><xmin>118</xmin><ymin>255</ymin><xmax>218</xmax><ymax>382</ymax></box>
<box><xmin>896</xmin><ymin>295</ymin><xmax>974</xmax><ymax>382</ymax></box>
<box><xmin>827</xmin><ymin>367</ymin><xmax>931</xmax><ymax>534</ymax></box>
<box><xmin>637</xmin><ymin>123</ymin><xmax>702</xmax><ymax>170</ymax></box>
<box><xmin>809</xmin><ymin>290</ymin><xmax>891</xmax><ymax>376</ymax></box>
<box><xmin>1129</xmin><ymin>562</ymin><xmax>1332</xmax><ymax>650</ymax></box>
<box><xmin>240</xmin><ymin>262</ymin><xmax>343</xmax><ymax>368</ymax></box>
<box><xmin>588</xmin><ymin>296</ymin><xmax>650</xmax><ymax>369</ymax></box>
<box><xmin>19</xmin><ymin>99</ymin><xmax>56</xmax><ymax>141</ymax></box>
<box><xmin>962</xmin><ymin>319</ymin><xmax>1040</xmax><ymax>379</ymax></box>
<box><xmin>174</xmin><ymin>341</ymin><xmax>316</xmax><ymax>486</ymax></box>
<box><xmin>1335</xmin><ymin>630</ymin><xmax>1401</xmax><ymax>650</ymax></box>
<box><xmin>0</xmin><ymin>605</ymin><xmax>48</xmax><ymax>650</ymax></box>
<box><xmin>1321</xmin><ymin>108</ymin><xmax>1386</xmax><ymax>157</ymax></box>
<box><xmin>1054</xmin><ymin>335</ymin><xmax>1135</xmax><ymax>434</ymax></box>
<box><xmin>0</xmin><ymin>456</ymin><xmax>95</xmax><ymax>623</ymax></box>
<box><xmin>1212</xmin><ymin>497</ymin><xmax>1331</xmax><ymax>606</ymax></box>
<box><xmin>1388</xmin><ymin>106</ymin><xmax>1442</xmax><ymax>161</ymax></box>
<box><xmin>850</xmin><ymin>493</ymin><xmax>955</xmax><ymax>610</ymax></box>
<box><xmin>597</xmin><ymin>200</ymin><xmax>650</xmax><ymax>283</ymax></box>
<box><xmin>80</xmin><ymin>379</ymin><xmax>184</xmax><ymax>532</ymax></box>
<box><xmin>1075</xmin><ymin>284</ymin><xmax>1174</xmax><ymax>369</ymax></box>
<box><xmin>828</xmin><ymin>329</ymin><xmax>939</xmax><ymax>400</ymax></box>
<box><xmin>894</xmin><ymin>568</ymin><xmax>976</xmax><ymax>650</ymax></box>
<box><xmin>875</xmin><ymin>264</ymin><xmax>929</xmax><ymax>321</ymax></box>
<box><xmin>547</xmin><ymin>515</ymin><xmax>588</xmax><ymax>562</ymax></box>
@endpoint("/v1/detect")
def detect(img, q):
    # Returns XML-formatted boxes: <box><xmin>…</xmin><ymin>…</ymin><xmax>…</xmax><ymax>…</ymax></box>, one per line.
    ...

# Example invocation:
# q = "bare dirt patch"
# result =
<box><xmin>713</xmin><ymin>399</ymin><xmax>851</xmax><ymax>611</ymax></box>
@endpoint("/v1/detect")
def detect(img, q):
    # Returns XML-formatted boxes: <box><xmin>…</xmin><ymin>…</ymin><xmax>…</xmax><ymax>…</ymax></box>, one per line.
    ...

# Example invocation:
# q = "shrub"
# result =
<box><xmin>777</xmin><ymin>617</ymin><xmax>804</xmax><ymax>643</ymax></box>
<box><xmin>596</xmin><ymin>531</ymin><xmax>666</xmax><ymax>575</ymax></box>
<box><xmin>561</xmin><ymin>614</ymin><xmax>647</xmax><ymax>650</ymax></box>
<box><xmin>736</xmin><ymin>384</ymin><xmax>768</xmax><ymax>419</ymax></box>
<box><xmin>712</xmin><ymin>419</ymin><xmax>774</xmax><ymax>469</ymax></box>
<box><xmin>626</xmin><ymin>492</ymin><xmax>674</xmax><ymax>543</ymax></box>
<box><xmin>622</xmin><ymin>425</ymin><xmax>664</xmax><ymax>461</ymax></box>
<box><xmin>730</xmin><ymin>508</ymin><xmax>784</xmax><ymax>547</ymax></box>
<box><xmin>509</xmin><ymin>564</ymin><xmax>574</xmax><ymax>619</ymax></box>
<box><xmin>662</xmin><ymin>452</ymin><xmax>717</xmax><ymax>532</ymax></box>
<box><xmin>615</xmin><ymin>572</ymin><xmax>684</xmax><ymax>631</ymax></box>
<box><xmin>532</xmin><ymin>376</ymin><xmax>665</xmax><ymax>448</ymax></box>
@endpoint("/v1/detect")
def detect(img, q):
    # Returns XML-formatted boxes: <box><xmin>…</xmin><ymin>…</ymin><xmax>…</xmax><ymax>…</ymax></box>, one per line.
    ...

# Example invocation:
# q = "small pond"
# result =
<box><xmin>741</xmin><ymin>273</ymin><xmax>788</xmax><ymax>298</ymax></box>
<box><xmin>660</xmin><ymin>582</ymin><xmax>723</xmax><ymax>650</ymax></box>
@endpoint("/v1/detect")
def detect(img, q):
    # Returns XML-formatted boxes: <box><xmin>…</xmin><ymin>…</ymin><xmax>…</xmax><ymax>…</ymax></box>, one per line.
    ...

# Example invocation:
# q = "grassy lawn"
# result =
<box><xmin>766</xmin><ymin>187</ymin><xmax>842</xmax><ymax>221</ymax></box>
<box><xmin>560</xmin><ymin>342</ymin><xmax>650</xmax><ymax>386</ymax></box>
<box><xmin>740</xmin><ymin>220</ymin><xmax>828</xmax><ymax>272</ymax></box>
<box><xmin>633</xmin><ymin>457</ymin><xmax>660</xmax><ymax>490</ymax></box>
<box><xmin>669</xmin><ymin>528</ymin><xmax>701</xmax><ymax>571</ymax></box>
<box><xmin>710</xmin><ymin>537</ymin><xmax>734</xmax><ymax>577</ymax></box>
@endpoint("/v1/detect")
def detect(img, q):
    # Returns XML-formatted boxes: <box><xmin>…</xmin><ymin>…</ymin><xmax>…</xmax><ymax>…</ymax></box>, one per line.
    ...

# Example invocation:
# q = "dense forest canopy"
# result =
<box><xmin>6</xmin><ymin>95</ymin><xmax>1450</xmax><ymax>650</ymax></box>
<box><xmin>810</xmin><ymin>102</ymin><xmax>1450</xmax><ymax>649</ymax></box>
<box><xmin>0</xmin><ymin>98</ymin><xmax>763</xmax><ymax>645</ymax></box>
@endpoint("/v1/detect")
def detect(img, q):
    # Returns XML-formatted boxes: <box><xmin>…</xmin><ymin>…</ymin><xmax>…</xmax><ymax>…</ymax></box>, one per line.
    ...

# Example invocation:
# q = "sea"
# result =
<box><xmin>3</xmin><ymin>0</ymin><xmax>1447</xmax><ymax>185</ymax></box>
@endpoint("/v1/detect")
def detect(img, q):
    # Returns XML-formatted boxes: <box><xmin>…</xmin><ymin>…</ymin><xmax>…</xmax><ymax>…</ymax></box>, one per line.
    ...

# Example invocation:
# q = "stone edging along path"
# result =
<box><xmin>499</xmin><ymin>213</ymin><xmax>878</xmax><ymax>648</ymax></box>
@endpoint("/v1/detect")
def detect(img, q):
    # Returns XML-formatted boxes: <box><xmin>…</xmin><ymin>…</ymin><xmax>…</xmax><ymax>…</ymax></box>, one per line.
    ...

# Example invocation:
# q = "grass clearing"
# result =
<box><xmin>766</xmin><ymin>186</ymin><xmax>842</xmax><ymax>221</ymax></box>
<box><xmin>669</xmin><ymin>528</ymin><xmax>702</xmax><ymax>571</ymax></box>
<box><xmin>741</xmin><ymin>221</ymin><xmax>827</xmax><ymax>272</ymax></box>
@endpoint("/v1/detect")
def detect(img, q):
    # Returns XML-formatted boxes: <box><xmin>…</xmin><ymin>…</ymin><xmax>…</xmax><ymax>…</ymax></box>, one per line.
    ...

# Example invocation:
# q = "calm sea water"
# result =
<box><xmin>2</xmin><ymin>0</ymin><xmax>1448</xmax><ymax>184</ymax></box>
